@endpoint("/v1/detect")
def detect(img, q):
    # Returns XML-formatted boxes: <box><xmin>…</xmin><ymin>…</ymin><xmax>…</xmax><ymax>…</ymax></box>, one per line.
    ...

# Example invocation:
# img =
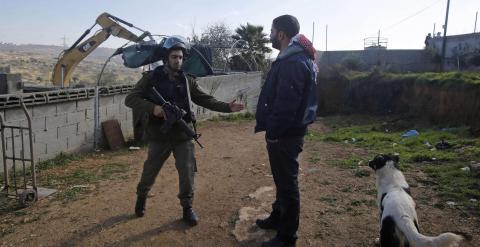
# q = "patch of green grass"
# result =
<box><xmin>350</xmin><ymin>199</ymin><xmax>376</xmax><ymax>207</ymax></box>
<box><xmin>423</xmin><ymin>163</ymin><xmax>480</xmax><ymax>202</ymax></box>
<box><xmin>315</xmin><ymin>116</ymin><xmax>480</xmax><ymax>216</ymax></box>
<box><xmin>208</xmin><ymin>112</ymin><xmax>255</xmax><ymax>122</ymax></box>
<box><xmin>331</xmin><ymin>156</ymin><xmax>365</xmax><ymax>169</ymax></box>
<box><xmin>319</xmin><ymin>124</ymin><xmax>476</xmax><ymax>163</ymax></box>
<box><xmin>354</xmin><ymin>169</ymin><xmax>371</xmax><ymax>177</ymax></box>
<box><xmin>38</xmin><ymin>153</ymin><xmax>82</xmax><ymax>170</ymax></box>
<box><xmin>228</xmin><ymin>211</ymin><xmax>239</xmax><ymax>226</ymax></box>
<box><xmin>319</xmin><ymin>196</ymin><xmax>337</xmax><ymax>205</ymax></box>
<box><xmin>57</xmin><ymin>187</ymin><xmax>88</xmax><ymax>202</ymax></box>
<box><xmin>97</xmin><ymin>162</ymin><xmax>130</xmax><ymax>180</ymax></box>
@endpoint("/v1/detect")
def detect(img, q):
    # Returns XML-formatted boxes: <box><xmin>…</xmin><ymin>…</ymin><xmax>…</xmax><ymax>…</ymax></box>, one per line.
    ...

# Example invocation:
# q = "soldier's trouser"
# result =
<box><xmin>136</xmin><ymin>140</ymin><xmax>196</xmax><ymax>208</ymax></box>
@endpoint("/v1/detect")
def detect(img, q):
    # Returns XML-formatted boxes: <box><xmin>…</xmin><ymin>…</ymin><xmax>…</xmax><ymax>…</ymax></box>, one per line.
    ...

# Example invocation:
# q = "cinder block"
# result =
<box><xmin>46</xmin><ymin>139</ymin><xmax>68</xmax><ymax>155</ymax></box>
<box><xmin>45</xmin><ymin>113</ymin><xmax>67</xmax><ymax>130</ymax></box>
<box><xmin>106</xmin><ymin>104</ymin><xmax>119</xmax><ymax>117</ymax></box>
<box><xmin>113</xmin><ymin>94</ymin><xmax>126</xmax><ymax>104</ymax></box>
<box><xmin>3</xmin><ymin>108</ymin><xmax>31</xmax><ymax>122</ymax></box>
<box><xmin>57</xmin><ymin>124</ymin><xmax>77</xmax><ymax>139</ymax></box>
<box><xmin>33</xmin><ymin>142</ymin><xmax>47</xmax><ymax>156</ymax></box>
<box><xmin>66</xmin><ymin>136</ymin><xmax>85</xmax><ymax>150</ymax></box>
<box><xmin>85</xmin><ymin>108</ymin><xmax>95</xmax><ymax>120</ymax></box>
<box><xmin>98</xmin><ymin>106</ymin><xmax>108</xmax><ymax>122</ymax></box>
<box><xmin>32</xmin><ymin>104</ymin><xmax>56</xmax><ymax>118</ymax></box>
<box><xmin>30</xmin><ymin>116</ymin><xmax>48</xmax><ymax>132</ymax></box>
<box><xmin>99</xmin><ymin>96</ymin><xmax>114</xmax><ymax>106</ymax></box>
<box><xmin>120</xmin><ymin>120</ymin><xmax>133</xmax><ymax>138</ymax></box>
<box><xmin>33</xmin><ymin>129</ymin><xmax>58</xmax><ymax>143</ymax></box>
<box><xmin>3</xmin><ymin>132</ymin><xmax>33</xmax><ymax>159</ymax></box>
<box><xmin>77</xmin><ymin>121</ymin><xmax>94</xmax><ymax>135</ymax></box>
<box><xmin>67</xmin><ymin>111</ymin><xmax>86</xmax><ymax>124</ymax></box>
<box><xmin>76</xmin><ymin>99</ymin><xmax>94</xmax><ymax>111</ymax></box>
<box><xmin>56</xmin><ymin>102</ymin><xmax>77</xmax><ymax>114</ymax></box>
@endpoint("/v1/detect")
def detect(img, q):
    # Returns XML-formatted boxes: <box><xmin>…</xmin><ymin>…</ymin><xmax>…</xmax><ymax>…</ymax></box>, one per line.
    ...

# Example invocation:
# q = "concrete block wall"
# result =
<box><xmin>193</xmin><ymin>72</ymin><xmax>261</xmax><ymax>120</ymax></box>
<box><xmin>0</xmin><ymin>72</ymin><xmax>262</xmax><ymax>173</ymax></box>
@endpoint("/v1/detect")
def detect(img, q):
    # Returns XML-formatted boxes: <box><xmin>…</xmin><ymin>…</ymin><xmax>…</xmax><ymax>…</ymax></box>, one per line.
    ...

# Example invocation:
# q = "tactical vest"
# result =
<box><xmin>149</xmin><ymin>67</ymin><xmax>193</xmax><ymax>123</ymax></box>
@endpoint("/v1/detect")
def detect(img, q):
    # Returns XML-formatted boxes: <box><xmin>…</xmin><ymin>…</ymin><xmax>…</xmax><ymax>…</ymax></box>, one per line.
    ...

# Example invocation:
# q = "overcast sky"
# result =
<box><xmin>1</xmin><ymin>0</ymin><xmax>478</xmax><ymax>52</ymax></box>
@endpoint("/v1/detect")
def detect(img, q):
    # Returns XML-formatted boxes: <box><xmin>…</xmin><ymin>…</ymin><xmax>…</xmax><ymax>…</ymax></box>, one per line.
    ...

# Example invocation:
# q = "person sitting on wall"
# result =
<box><xmin>425</xmin><ymin>33</ymin><xmax>432</xmax><ymax>48</ymax></box>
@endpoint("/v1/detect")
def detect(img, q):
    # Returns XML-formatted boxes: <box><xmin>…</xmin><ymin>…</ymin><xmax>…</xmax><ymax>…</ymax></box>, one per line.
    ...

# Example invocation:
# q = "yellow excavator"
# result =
<box><xmin>51</xmin><ymin>12</ymin><xmax>151</xmax><ymax>87</ymax></box>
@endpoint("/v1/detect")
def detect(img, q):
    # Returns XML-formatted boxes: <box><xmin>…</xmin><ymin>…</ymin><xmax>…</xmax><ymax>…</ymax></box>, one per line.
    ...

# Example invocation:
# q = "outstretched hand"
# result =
<box><xmin>228</xmin><ymin>100</ymin><xmax>245</xmax><ymax>112</ymax></box>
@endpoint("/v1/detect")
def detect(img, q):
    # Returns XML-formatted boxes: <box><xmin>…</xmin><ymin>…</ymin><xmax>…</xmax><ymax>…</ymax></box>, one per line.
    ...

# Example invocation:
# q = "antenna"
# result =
<box><xmin>61</xmin><ymin>35</ymin><xmax>68</xmax><ymax>50</ymax></box>
<box><xmin>312</xmin><ymin>21</ymin><xmax>315</xmax><ymax>43</ymax></box>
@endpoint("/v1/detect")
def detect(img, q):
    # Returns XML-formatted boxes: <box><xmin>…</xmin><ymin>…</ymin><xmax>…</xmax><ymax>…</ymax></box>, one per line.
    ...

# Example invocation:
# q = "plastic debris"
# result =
<box><xmin>401</xmin><ymin>129</ymin><xmax>419</xmax><ymax>138</ymax></box>
<box><xmin>460</xmin><ymin>167</ymin><xmax>471</xmax><ymax>172</ymax></box>
<box><xmin>446</xmin><ymin>201</ymin><xmax>456</xmax><ymax>206</ymax></box>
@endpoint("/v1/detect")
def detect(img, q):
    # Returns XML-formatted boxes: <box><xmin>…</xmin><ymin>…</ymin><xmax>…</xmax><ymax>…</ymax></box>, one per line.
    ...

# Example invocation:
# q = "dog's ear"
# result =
<box><xmin>368</xmin><ymin>160</ymin><xmax>376</xmax><ymax>170</ymax></box>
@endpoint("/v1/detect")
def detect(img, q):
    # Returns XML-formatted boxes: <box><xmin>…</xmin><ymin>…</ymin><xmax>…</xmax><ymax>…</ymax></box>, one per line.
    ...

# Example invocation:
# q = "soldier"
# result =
<box><xmin>125</xmin><ymin>36</ymin><xmax>244</xmax><ymax>226</ymax></box>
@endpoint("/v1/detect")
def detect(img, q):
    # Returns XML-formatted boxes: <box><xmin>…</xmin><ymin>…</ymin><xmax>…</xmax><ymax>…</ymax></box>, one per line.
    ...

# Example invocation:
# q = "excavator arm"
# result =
<box><xmin>52</xmin><ymin>12</ymin><xmax>150</xmax><ymax>87</ymax></box>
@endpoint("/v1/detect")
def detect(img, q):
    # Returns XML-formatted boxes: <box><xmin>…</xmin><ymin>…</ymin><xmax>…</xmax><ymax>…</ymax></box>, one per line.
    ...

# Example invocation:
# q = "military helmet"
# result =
<box><xmin>160</xmin><ymin>35</ymin><xmax>189</xmax><ymax>56</ymax></box>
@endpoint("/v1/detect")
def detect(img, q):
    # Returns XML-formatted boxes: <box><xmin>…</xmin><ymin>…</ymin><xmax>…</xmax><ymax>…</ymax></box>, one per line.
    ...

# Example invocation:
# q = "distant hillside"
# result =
<box><xmin>0</xmin><ymin>43</ymin><xmax>119</xmax><ymax>60</ymax></box>
<box><xmin>0</xmin><ymin>43</ymin><xmax>143</xmax><ymax>86</ymax></box>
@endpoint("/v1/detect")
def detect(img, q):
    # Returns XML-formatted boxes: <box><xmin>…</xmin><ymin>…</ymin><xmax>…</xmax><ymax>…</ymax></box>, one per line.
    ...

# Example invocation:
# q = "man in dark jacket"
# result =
<box><xmin>125</xmin><ymin>36</ymin><xmax>244</xmax><ymax>226</ymax></box>
<box><xmin>254</xmin><ymin>15</ymin><xmax>318</xmax><ymax>247</ymax></box>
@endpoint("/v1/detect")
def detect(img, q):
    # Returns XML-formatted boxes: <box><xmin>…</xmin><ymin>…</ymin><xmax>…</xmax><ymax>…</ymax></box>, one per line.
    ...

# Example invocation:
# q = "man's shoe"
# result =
<box><xmin>262</xmin><ymin>236</ymin><xmax>296</xmax><ymax>247</ymax></box>
<box><xmin>135</xmin><ymin>196</ymin><xmax>146</xmax><ymax>217</ymax></box>
<box><xmin>182</xmin><ymin>207</ymin><xmax>199</xmax><ymax>226</ymax></box>
<box><xmin>256</xmin><ymin>216</ymin><xmax>279</xmax><ymax>230</ymax></box>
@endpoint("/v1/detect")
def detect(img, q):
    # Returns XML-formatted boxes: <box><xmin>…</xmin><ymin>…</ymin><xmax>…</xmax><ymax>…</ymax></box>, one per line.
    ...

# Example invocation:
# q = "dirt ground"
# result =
<box><xmin>0</xmin><ymin>120</ymin><xmax>478</xmax><ymax>247</ymax></box>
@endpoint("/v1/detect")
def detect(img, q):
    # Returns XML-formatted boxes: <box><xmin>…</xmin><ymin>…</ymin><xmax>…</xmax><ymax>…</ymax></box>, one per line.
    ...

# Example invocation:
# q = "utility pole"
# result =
<box><xmin>377</xmin><ymin>30</ymin><xmax>381</xmax><ymax>47</ymax></box>
<box><xmin>312</xmin><ymin>22</ymin><xmax>315</xmax><ymax>44</ymax></box>
<box><xmin>433</xmin><ymin>23</ymin><xmax>436</xmax><ymax>36</ymax></box>
<box><xmin>440</xmin><ymin>0</ymin><xmax>450</xmax><ymax>71</ymax></box>
<box><xmin>475</xmin><ymin>11</ymin><xmax>478</xmax><ymax>33</ymax></box>
<box><xmin>61</xmin><ymin>35</ymin><xmax>68</xmax><ymax>50</ymax></box>
<box><xmin>325</xmin><ymin>24</ymin><xmax>328</xmax><ymax>52</ymax></box>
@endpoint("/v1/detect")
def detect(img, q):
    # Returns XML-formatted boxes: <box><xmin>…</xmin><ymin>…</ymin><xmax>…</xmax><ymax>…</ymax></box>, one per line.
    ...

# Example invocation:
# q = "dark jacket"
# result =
<box><xmin>255</xmin><ymin>43</ymin><xmax>318</xmax><ymax>139</ymax></box>
<box><xmin>125</xmin><ymin>65</ymin><xmax>231</xmax><ymax>143</ymax></box>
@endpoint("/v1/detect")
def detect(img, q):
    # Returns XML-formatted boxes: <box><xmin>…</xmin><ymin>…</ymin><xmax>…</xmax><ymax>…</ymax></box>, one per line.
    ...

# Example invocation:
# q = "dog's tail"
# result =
<box><xmin>400</xmin><ymin>219</ymin><xmax>464</xmax><ymax>247</ymax></box>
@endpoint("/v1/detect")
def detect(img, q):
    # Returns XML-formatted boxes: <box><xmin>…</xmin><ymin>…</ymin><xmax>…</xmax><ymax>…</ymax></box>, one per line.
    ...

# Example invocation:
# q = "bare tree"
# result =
<box><xmin>199</xmin><ymin>22</ymin><xmax>234</xmax><ymax>69</ymax></box>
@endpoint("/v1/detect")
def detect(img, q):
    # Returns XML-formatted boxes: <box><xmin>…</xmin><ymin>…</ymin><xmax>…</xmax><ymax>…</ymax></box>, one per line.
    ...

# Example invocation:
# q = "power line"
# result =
<box><xmin>380</xmin><ymin>0</ymin><xmax>443</xmax><ymax>33</ymax></box>
<box><xmin>335</xmin><ymin>0</ymin><xmax>444</xmax><ymax>50</ymax></box>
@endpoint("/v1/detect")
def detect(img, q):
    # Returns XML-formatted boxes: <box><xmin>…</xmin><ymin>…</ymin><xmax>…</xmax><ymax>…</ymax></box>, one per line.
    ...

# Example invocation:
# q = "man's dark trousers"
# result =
<box><xmin>266</xmin><ymin>136</ymin><xmax>304</xmax><ymax>242</ymax></box>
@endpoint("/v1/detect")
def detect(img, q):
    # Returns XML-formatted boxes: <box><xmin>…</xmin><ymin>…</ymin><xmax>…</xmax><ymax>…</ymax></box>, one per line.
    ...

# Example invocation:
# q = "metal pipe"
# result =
<box><xmin>93</xmin><ymin>86</ymin><xmax>100</xmax><ymax>150</ymax></box>
<box><xmin>20</xmin><ymin>100</ymin><xmax>35</xmax><ymax>191</ymax></box>
<box><xmin>11</xmin><ymin>128</ymin><xmax>17</xmax><ymax>196</ymax></box>
<box><xmin>475</xmin><ymin>11</ymin><xmax>478</xmax><ymax>33</ymax></box>
<box><xmin>441</xmin><ymin>0</ymin><xmax>451</xmax><ymax>71</ymax></box>
<box><xmin>20</xmin><ymin>128</ymin><xmax>26</xmax><ymax>189</ymax></box>
<box><xmin>0</xmin><ymin>114</ymin><xmax>8</xmax><ymax>192</ymax></box>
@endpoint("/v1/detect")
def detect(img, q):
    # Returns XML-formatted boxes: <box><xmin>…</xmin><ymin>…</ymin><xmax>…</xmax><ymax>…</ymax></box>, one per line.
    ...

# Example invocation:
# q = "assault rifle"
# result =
<box><xmin>150</xmin><ymin>86</ymin><xmax>203</xmax><ymax>148</ymax></box>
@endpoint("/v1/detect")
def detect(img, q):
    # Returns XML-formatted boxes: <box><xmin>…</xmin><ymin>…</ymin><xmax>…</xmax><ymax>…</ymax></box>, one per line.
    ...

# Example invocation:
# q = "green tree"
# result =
<box><xmin>231</xmin><ymin>23</ymin><xmax>271</xmax><ymax>71</ymax></box>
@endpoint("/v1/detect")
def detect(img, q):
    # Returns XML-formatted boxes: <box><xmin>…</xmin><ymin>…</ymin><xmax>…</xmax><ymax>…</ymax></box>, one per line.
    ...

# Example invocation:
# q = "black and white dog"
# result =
<box><xmin>369</xmin><ymin>154</ymin><xmax>464</xmax><ymax>247</ymax></box>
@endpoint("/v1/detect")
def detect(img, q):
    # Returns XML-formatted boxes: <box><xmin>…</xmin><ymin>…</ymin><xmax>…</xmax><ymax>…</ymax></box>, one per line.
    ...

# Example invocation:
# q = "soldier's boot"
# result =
<box><xmin>182</xmin><ymin>207</ymin><xmax>199</xmax><ymax>226</ymax></box>
<box><xmin>135</xmin><ymin>196</ymin><xmax>146</xmax><ymax>217</ymax></box>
